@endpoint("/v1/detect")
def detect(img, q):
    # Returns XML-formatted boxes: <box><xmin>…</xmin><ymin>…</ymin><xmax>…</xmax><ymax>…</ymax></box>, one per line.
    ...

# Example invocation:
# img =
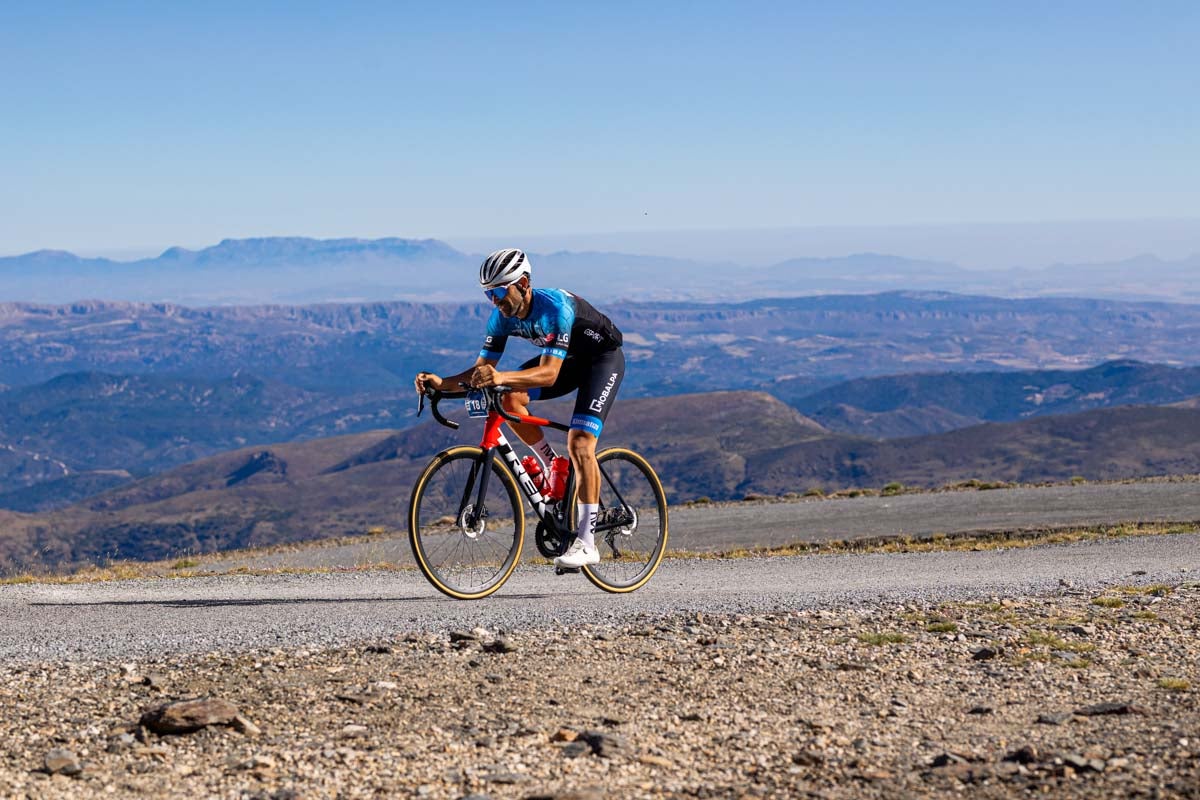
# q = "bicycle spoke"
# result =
<box><xmin>579</xmin><ymin>448</ymin><xmax>668</xmax><ymax>592</ymax></box>
<box><xmin>410</xmin><ymin>447</ymin><xmax>524</xmax><ymax>598</ymax></box>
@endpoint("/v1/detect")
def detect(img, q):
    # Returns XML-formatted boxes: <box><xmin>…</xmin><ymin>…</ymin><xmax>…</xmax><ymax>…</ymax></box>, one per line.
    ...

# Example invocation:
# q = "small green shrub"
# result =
<box><xmin>1092</xmin><ymin>596</ymin><xmax>1125</xmax><ymax>608</ymax></box>
<box><xmin>1025</xmin><ymin>631</ymin><xmax>1095</xmax><ymax>653</ymax></box>
<box><xmin>857</xmin><ymin>631</ymin><xmax>908</xmax><ymax>646</ymax></box>
<box><xmin>881</xmin><ymin>482</ymin><xmax>905</xmax><ymax>496</ymax></box>
<box><xmin>1118</xmin><ymin>583</ymin><xmax>1173</xmax><ymax>597</ymax></box>
<box><xmin>172</xmin><ymin>558</ymin><xmax>200</xmax><ymax>570</ymax></box>
<box><xmin>925</xmin><ymin>621</ymin><xmax>958</xmax><ymax>634</ymax></box>
<box><xmin>803</xmin><ymin>487</ymin><xmax>825</xmax><ymax>498</ymax></box>
<box><xmin>1158</xmin><ymin>678</ymin><xmax>1191</xmax><ymax>692</ymax></box>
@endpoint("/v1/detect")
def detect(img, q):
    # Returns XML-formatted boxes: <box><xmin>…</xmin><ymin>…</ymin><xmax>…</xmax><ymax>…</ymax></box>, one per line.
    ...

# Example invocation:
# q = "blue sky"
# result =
<box><xmin>2</xmin><ymin>1</ymin><xmax>1197</xmax><ymax>259</ymax></box>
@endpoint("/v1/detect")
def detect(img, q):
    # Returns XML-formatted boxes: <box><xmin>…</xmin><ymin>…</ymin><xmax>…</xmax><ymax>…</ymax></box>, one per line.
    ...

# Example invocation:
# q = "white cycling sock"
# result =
<box><xmin>537</xmin><ymin>438</ymin><xmax>557</xmax><ymax>462</ymax></box>
<box><xmin>576</xmin><ymin>503</ymin><xmax>599</xmax><ymax>548</ymax></box>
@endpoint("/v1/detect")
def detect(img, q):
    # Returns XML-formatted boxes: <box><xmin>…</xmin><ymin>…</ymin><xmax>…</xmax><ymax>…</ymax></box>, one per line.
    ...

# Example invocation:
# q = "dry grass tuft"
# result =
<box><xmin>1116</xmin><ymin>584</ymin><xmax>1174</xmax><ymax>596</ymax></box>
<box><xmin>857</xmin><ymin>631</ymin><xmax>908</xmax><ymax>646</ymax></box>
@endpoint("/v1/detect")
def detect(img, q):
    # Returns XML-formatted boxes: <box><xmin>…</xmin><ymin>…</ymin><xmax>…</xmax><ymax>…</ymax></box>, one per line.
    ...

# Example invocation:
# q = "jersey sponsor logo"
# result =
<box><xmin>589</xmin><ymin>372</ymin><xmax>619</xmax><ymax>413</ymax></box>
<box><xmin>484</xmin><ymin>335</ymin><xmax>494</xmax><ymax>346</ymax></box>
<box><xmin>584</xmin><ymin>328</ymin><xmax>602</xmax><ymax>342</ymax></box>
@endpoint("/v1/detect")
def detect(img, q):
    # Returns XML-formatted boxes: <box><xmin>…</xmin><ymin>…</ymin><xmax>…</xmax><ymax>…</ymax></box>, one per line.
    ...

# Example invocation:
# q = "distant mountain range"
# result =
<box><xmin>796</xmin><ymin>360</ymin><xmax>1200</xmax><ymax>438</ymax></box>
<box><xmin>1</xmin><ymin>289</ymin><xmax>1200</xmax><ymax>511</ymax></box>
<box><xmin>2</xmin><ymin>293</ymin><xmax>1199</xmax><ymax>397</ymax></box>
<box><xmin>4</xmin><ymin>358</ymin><xmax>1200</xmax><ymax>512</ymax></box>
<box><xmin>2</xmin><ymin>236</ymin><xmax>1198</xmax><ymax>570</ymax></box>
<box><xmin>2</xmin><ymin>236</ymin><xmax>1199</xmax><ymax>305</ymax></box>
<box><xmin>4</xmin><ymin>391</ymin><xmax>1200</xmax><ymax>572</ymax></box>
<box><xmin>0</xmin><ymin>371</ymin><xmax>408</xmax><ymax>510</ymax></box>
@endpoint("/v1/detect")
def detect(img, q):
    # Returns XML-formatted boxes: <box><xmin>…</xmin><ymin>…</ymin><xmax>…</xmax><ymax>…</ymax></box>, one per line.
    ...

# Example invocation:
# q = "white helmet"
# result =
<box><xmin>479</xmin><ymin>248</ymin><xmax>531</xmax><ymax>289</ymax></box>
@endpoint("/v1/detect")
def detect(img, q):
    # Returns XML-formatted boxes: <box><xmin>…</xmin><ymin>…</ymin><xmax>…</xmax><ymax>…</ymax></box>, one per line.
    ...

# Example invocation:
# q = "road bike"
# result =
<box><xmin>408</xmin><ymin>385</ymin><xmax>668</xmax><ymax>600</ymax></box>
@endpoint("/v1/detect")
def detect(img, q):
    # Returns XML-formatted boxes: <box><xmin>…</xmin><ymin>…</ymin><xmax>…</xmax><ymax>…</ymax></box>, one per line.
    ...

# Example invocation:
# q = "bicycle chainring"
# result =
<box><xmin>535</xmin><ymin>521</ymin><xmax>566</xmax><ymax>559</ymax></box>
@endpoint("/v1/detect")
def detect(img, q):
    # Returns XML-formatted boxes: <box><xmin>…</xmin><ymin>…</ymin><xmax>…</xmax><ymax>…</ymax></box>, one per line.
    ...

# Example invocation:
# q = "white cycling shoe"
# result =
<box><xmin>554</xmin><ymin>539</ymin><xmax>600</xmax><ymax>568</ymax></box>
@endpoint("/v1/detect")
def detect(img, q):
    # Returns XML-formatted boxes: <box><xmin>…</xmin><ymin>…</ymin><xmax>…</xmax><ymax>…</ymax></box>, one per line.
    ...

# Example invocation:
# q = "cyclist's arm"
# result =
<box><xmin>483</xmin><ymin>354</ymin><xmax>563</xmax><ymax>390</ymax></box>
<box><xmin>415</xmin><ymin>356</ymin><xmax>495</xmax><ymax>394</ymax></box>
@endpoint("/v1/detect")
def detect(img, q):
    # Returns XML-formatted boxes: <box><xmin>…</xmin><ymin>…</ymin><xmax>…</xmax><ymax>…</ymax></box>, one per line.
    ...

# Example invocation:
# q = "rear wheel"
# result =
<box><xmin>409</xmin><ymin>446</ymin><xmax>524</xmax><ymax>599</ymax></box>
<box><xmin>572</xmin><ymin>447</ymin><xmax>668</xmax><ymax>593</ymax></box>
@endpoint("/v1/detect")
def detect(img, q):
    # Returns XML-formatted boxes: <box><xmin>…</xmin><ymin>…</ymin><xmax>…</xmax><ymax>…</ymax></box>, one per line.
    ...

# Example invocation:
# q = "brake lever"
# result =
<box><xmin>417</xmin><ymin>391</ymin><xmax>426</xmax><ymax>417</ymax></box>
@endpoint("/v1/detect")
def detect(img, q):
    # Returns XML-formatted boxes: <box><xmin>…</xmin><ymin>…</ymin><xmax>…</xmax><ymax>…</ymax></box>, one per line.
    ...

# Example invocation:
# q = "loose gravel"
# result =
<box><xmin>3</xmin><ymin>533</ymin><xmax>1199</xmax><ymax>798</ymax></box>
<box><xmin>1</xmin><ymin>582</ymin><xmax>1197</xmax><ymax>799</ymax></box>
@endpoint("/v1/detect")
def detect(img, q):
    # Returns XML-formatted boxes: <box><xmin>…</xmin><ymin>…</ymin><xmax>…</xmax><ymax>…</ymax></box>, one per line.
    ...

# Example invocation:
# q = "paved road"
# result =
<box><xmin>2</xmin><ymin>532</ymin><xmax>1196</xmax><ymax>662</ymax></box>
<box><xmin>210</xmin><ymin>479</ymin><xmax>1200</xmax><ymax>571</ymax></box>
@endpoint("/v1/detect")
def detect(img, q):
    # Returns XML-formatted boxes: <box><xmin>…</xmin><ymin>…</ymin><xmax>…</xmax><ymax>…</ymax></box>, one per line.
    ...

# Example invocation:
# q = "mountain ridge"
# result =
<box><xmin>4</xmin><ymin>393</ymin><xmax>1200</xmax><ymax>571</ymax></box>
<box><xmin>3</xmin><ymin>236</ymin><xmax>1199</xmax><ymax>304</ymax></box>
<box><xmin>795</xmin><ymin>360</ymin><xmax>1200</xmax><ymax>437</ymax></box>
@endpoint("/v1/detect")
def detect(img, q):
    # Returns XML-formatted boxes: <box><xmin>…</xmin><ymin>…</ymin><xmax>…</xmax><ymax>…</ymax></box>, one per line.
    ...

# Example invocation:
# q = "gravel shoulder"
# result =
<box><xmin>1</xmin><ymin>575</ymin><xmax>1197</xmax><ymax>799</ymax></box>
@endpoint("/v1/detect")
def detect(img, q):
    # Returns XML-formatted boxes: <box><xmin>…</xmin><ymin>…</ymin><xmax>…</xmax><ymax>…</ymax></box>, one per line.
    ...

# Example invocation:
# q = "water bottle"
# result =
<box><xmin>547</xmin><ymin>456</ymin><xmax>571</xmax><ymax>501</ymax></box>
<box><xmin>521</xmin><ymin>456</ymin><xmax>549</xmax><ymax>496</ymax></box>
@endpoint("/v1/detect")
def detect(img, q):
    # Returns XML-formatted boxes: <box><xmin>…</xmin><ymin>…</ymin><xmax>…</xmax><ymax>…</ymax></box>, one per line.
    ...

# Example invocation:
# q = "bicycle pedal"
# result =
<box><xmin>554</xmin><ymin>566</ymin><xmax>582</xmax><ymax>575</ymax></box>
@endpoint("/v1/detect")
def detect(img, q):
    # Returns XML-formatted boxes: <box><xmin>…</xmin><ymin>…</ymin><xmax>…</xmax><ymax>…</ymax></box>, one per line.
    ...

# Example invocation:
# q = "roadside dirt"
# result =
<box><xmin>2</xmin><ymin>581</ymin><xmax>1197</xmax><ymax>799</ymax></box>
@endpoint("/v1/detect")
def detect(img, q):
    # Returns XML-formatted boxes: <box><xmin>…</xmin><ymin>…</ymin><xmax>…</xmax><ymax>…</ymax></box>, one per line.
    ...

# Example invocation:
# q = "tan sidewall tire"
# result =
<box><xmin>576</xmin><ymin>447</ymin><xmax>669</xmax><ymax>593</ymax></box>
<box><xmin>409</xmin><ymin>445</ymin><xmax>525</xmax><ymax>600</ymax></box>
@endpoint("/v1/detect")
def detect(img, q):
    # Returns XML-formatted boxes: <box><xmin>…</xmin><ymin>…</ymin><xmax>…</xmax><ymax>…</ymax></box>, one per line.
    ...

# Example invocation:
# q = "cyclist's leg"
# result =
<box><xmin>562</xmin><ymin>348</ymin><xmax>625</xmax><ymax>554</ymax></box>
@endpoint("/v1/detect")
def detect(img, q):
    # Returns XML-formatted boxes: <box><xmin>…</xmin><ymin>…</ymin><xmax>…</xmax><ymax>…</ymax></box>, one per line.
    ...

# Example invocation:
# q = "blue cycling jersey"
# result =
<box><xmin>479</xmin><ymin>288</ymin><xmax>622</xmax><ymax>363</ymax></box>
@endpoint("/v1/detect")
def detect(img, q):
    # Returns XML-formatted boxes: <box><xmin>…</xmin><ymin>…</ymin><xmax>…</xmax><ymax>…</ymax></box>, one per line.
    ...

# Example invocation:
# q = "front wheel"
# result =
<box><xmin>409</xmin><ymin>446</ymin><xmax>524</xmax><ymax>599</ymax></box>
<box><xmin>571</xmin><ymin>447</ymin><xmax>668</xmax><ymax>593</ymax></box>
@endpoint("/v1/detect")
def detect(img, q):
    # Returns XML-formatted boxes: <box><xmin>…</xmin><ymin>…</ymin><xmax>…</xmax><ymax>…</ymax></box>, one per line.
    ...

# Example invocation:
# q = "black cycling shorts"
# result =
<box><xmin>520</xmin><ymin>347</ymin><xmax>625</xmax><ymax>437</ymax></box>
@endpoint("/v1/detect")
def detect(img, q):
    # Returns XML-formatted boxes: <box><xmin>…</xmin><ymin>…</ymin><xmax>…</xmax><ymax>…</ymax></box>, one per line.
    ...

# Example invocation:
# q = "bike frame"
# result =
<box><xmin>425</xmin><ymin>386</ymin><xmax>634</xmax><ymax>542</ymax></box>
<box><xmin>469</xmin><ymin>414</ymin><xmax>558</xmax><ymax>525</ymax></box>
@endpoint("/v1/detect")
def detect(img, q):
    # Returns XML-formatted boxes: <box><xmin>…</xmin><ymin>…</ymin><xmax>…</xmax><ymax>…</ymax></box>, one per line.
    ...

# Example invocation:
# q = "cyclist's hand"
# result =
<box><xmin>414</xmin><ymin>372</ymin><xmax>442</xmax><ymax>396</ymax></box>
<box><xmin>470</xmin><ymin>364</ymin><xmax>500</xmax><ymax>388</ymax></box>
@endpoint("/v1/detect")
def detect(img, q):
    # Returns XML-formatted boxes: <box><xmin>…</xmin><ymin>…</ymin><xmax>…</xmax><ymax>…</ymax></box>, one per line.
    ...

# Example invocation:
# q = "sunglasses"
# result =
<box><xmin>484</xmin><ymin>282</ymin><xmax>516</xmax><ymax>301</ymax></box>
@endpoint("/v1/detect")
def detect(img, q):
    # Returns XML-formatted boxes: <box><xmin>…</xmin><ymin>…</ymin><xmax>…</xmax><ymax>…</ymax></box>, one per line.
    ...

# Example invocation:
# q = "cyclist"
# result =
<box><xmin>413</xmin><ymin>248</ymin><xmax>625</xmax><ymax>568</ymax></box>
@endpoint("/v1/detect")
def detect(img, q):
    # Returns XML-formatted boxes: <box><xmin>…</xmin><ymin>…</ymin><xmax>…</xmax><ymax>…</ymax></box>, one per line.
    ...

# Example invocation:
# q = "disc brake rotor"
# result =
<box><xmin>457</xmin><ymin>504</ymin><xmax>485</xmax><ymax>539</ymax></box>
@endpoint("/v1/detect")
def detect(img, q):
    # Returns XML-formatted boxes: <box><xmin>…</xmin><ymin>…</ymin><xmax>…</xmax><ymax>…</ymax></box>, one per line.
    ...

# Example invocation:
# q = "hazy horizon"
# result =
<box><xmin>14</xmin><ymin>217</ymin><xmax>1200</xmax><ymax>274</ymax></box>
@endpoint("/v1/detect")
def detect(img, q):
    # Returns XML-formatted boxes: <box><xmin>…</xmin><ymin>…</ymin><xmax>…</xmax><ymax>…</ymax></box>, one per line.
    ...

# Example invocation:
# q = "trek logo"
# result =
<box><xmin>584</xmin><ymin>328</ymin><xmax>602</xmax><ymax>342</ymax></box>
<box><xmin>589</xmin><ymin>372</ymin><xmax>619</xmax><ymax>413</ymax></box>
<box><xmin>503</xmin><ymin>444</ymin><xmax>548</xmax><ymax>508</ymax></box>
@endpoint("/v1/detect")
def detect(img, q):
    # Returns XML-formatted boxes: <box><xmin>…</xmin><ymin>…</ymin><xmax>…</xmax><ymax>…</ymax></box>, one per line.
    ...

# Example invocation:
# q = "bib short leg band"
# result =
<box><xmin>519</xmin><ymin>347</ymin><xmax>625</xmax><ymax>437</ymax></box>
